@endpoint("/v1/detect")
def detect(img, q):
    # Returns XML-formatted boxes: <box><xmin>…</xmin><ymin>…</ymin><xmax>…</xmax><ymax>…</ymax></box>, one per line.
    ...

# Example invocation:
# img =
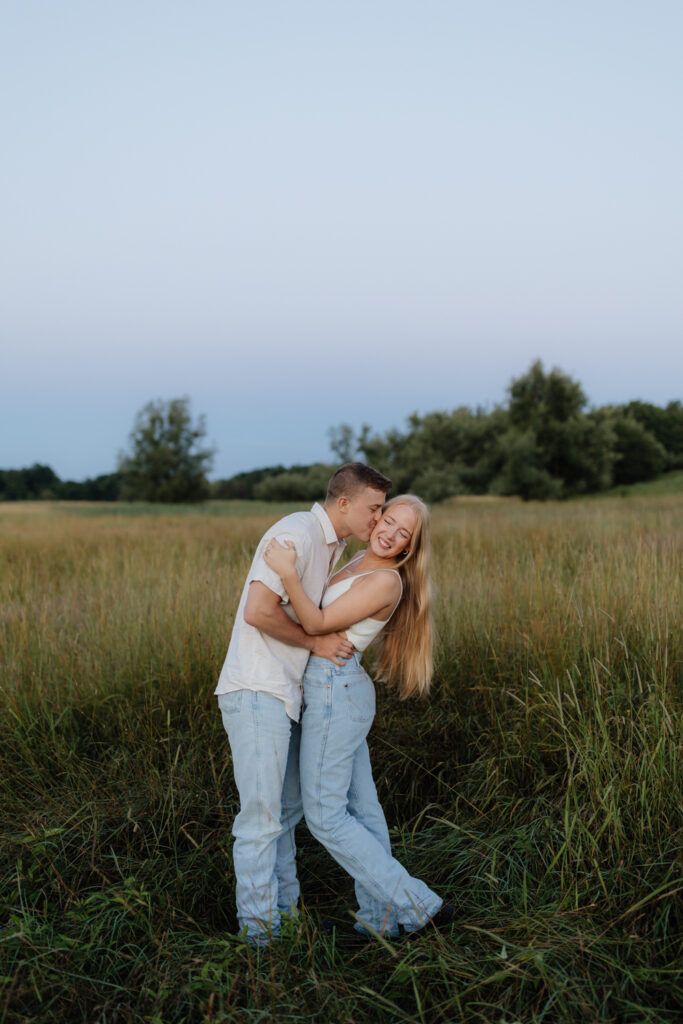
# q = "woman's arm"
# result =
<box><xmin>264</xmin><ymin>539</ymin><xmax>400</xmax><ymax>635</ymax></box>
<box><xmin>243</xmin><ymin>582</ymin><xmax>355</xmax><ymax>664</ymax></box>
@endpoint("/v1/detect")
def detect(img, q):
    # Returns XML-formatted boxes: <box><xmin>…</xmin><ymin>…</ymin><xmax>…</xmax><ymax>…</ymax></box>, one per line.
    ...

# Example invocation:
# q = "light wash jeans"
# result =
<box><xmin>218</xmin><ymin>689</ymin><xmax>303</xmax><ymax>943</ymax></box>
<box><xmin>300</xmin><ymin>654</ymin><xmax>443</xmax><ymax>934</ymax></box>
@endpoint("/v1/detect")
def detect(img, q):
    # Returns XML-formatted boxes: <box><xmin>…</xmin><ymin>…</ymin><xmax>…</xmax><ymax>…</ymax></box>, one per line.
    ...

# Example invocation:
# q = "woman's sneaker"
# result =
<box><xmin>430</xmin><ymin>902</ymin><xmax>456</xmax><ymax>928</ymax></box>
<box><xmin>404</xmin><ymin>901</ymin><xmax>456</xmax><ymax>938</ymax></box>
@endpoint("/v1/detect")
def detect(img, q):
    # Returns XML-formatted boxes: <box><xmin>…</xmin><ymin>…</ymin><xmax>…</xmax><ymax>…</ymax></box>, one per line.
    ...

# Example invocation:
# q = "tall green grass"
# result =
<box><xmin>1</xmin><ymin>496</ymin><xmax>681</xmax><ymax>1023</ymax></box>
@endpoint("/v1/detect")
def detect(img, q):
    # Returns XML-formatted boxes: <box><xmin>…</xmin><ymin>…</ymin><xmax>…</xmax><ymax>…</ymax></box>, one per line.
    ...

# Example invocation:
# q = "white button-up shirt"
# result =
<box><xmin>214</xmin><ymin>503</ymin><xmax>346</xmax><ymax>721</ymax></box>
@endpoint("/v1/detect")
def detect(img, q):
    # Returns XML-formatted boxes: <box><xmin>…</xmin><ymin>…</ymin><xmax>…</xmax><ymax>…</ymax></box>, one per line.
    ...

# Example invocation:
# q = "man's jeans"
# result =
<box><xmin>218</xmin><ymin>690</ymin><xmax>302</xmax><ymax>943</ymax></box>
<box><xmin>299</xmin><ymin>654</ymin><xmax>442</xmax><ymax>934</ymax></box>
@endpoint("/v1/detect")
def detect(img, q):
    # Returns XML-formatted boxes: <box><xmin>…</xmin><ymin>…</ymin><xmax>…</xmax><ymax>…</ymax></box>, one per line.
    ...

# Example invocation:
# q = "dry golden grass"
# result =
<box><xmin>2</xmin><ymin>495</ymin><xmax>680</xmax><ymax>702</ymax></box>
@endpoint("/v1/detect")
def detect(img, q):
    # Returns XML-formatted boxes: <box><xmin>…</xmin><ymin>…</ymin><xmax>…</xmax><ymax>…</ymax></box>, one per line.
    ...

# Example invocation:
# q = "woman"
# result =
<box><xmin>264</xmin><ymin>494</ymin><xmax>453</xmax><ymax>940</ymax></box>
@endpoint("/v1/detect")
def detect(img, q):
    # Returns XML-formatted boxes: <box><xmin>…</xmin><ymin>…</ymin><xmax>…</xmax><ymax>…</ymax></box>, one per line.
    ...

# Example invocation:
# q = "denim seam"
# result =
<box><xmin>310</xmin><ymin>686</ymin><xmax>332</xmax><ymax>834</ymax></box>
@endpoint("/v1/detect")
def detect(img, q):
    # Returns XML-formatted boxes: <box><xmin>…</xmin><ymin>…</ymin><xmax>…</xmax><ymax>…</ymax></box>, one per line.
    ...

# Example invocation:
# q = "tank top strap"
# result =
<box><xmin>349</xmin><ymin>567</ymin><xmax>402</xmax><ymax>582</ymax></box>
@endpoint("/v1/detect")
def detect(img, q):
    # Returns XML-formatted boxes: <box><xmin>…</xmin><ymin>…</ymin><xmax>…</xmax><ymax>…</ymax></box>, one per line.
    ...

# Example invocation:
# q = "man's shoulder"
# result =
<box><xmin>276</xmin><ymin>508</ymin><xmax>317</xmax><ymax>528</ymax></box>
<box><xmin>265</xmin><ymin>509</ymin><xmax>318</xmax><ymax>544</ymax></box>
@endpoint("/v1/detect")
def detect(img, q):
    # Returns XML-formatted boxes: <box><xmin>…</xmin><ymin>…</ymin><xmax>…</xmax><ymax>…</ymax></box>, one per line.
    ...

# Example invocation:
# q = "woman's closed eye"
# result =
<box><xmin>385</xmin><ymin>516</ymin><xmax>411</xmax><ymax>539</ymax></box>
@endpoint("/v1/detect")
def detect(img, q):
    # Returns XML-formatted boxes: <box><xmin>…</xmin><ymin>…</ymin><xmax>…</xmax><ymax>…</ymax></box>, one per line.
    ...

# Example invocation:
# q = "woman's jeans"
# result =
<box><xmin>218</xmin><ymin>689</ymin><xmax>302</xmax><ymax>943</ymax></box>
<box><xmin>300</xmin><ymin>654</ymin><xmax>442</xmax><ymax>934</ymax></box>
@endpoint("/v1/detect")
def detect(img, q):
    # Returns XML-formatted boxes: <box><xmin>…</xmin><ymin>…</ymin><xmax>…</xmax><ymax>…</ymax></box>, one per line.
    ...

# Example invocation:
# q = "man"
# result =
<box><xmin>215</xmin><ymin>462</ymin><xmax>392</xmax><ymax>945</ymax></box>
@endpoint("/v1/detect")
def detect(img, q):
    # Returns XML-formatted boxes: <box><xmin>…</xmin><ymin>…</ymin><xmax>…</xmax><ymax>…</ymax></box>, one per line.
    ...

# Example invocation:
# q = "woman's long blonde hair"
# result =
<box><xmin>374</xmin><ymin>494</ymin><xmax>433</xmax><ymax>699</ymax></box>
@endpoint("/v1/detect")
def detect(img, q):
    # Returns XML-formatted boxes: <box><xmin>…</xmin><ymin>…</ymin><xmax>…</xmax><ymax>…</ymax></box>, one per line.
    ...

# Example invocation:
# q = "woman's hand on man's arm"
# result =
<box><xmin>262</xmin><ymin>540</ymin><xmax>326</xmax><ymax>634</ymax></box>
<box><xmin>263</xmin><ymin>538</ymin><xmax>298</xmax><ymax>580</ymax></box>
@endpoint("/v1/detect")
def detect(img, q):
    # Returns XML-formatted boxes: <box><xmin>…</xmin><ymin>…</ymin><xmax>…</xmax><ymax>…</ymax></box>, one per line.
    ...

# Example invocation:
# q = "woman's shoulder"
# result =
<box><xmin>369</xmin><ymin>566</ymin><xmax>401</xmax><ymax>580</ymax></box>
<box><xmin>358</xmin><ymin>567</ymin><xmax>402</xmax><ymax>594</ymax></box>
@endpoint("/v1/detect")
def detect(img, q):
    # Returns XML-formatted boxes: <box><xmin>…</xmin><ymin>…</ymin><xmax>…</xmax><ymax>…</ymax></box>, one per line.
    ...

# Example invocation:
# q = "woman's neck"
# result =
<box><xmin>356</xmin><ymin>549</ymin><xmax>398</xmax><ymax>572</ymax></box>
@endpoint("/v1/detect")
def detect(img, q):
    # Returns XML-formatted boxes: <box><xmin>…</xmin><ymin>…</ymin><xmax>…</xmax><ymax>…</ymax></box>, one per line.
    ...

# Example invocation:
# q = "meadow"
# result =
<box><xmin>0</xmin><ymin>494</ymin><xmax>681</xmax><ymax>1024</ymax></box>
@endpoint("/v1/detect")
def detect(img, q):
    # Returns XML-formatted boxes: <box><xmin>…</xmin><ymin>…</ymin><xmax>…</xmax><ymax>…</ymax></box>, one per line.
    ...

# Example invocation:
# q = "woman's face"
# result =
<box><xmin>368</xmin><ymin>504</ymin><xmax>417</xmax><ymax>560</ymax></box>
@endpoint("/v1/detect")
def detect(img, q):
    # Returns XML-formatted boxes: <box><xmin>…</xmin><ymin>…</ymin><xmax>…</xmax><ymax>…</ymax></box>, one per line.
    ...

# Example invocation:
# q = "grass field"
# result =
<box><xmin>1</xmin><ymin>494</ymin><xmax>681</xmax><ymax>1023</ymax></box>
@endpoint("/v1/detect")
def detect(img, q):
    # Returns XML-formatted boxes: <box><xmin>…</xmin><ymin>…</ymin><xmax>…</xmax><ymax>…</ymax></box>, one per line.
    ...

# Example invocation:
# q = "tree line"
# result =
<box><xmin>3</xmin><ymin>363</ymin><xmax>682</xmax><ymax>503</ymax></box>
<box><xmin>0</xmin><ymin>464</ymin><xmax>122</xmax><ymax>502</ymax></box>
<box><xmin>218</xmin><ymin>362</ymin><xmax>683</xmax><ymax>503</ymax></box>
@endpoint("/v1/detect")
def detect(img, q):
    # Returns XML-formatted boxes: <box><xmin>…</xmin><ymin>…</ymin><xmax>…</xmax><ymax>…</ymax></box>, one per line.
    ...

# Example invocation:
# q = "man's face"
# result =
<box><xmin>342</xmin><ymin>487</ymin><xmax>386</xmax><ymax>542</ymax></box>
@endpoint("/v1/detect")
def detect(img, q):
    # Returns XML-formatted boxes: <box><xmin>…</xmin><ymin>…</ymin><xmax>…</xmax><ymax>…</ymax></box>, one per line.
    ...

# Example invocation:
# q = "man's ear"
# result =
<box><xmin>337</xmin><ymin>495</ymin><xmax>349</xmax><ymax>513</ymax></box>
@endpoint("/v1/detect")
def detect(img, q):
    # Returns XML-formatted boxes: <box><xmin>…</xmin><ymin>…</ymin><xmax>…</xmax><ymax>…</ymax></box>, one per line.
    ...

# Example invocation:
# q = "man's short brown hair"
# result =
<box><xmin>326</xmin><ymin>462</ymin><xmax>392</xmax><ymax>503</ymax></box>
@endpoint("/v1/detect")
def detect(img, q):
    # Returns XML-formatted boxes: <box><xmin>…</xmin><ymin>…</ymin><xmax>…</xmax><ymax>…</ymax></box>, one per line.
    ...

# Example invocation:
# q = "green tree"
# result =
<box><xmin>598</xmin><ymin>412</ymin><xmax>668</xmax><ymax>485</ymax></box>
<box><xmin>211</xmin><ymin>465</ymin><xmax>286</xmax><ymax>500</ymax></box>
<box><xmin>398</xmin><ymin>406</ymin><xmax>509</xmax><ymax>499</ymax></box>
<box><xmin>489</xmin><ymin>428</ymin><xmax>563</xmax><ymax>501</ymax></box>
<box><xmin>508</xmin><ymin>359</ymin><xmax>586</xmax><ymax>430</ymax></box>
<box><xmin>56</xmin><ymin>472</ymin><xmax>122</xmax><ymax>501</ymax></box>
<box><xmin>0</xmin><ymin>464</ymin><xmax>60</xmax><ymax>500</ymax></box>
<box><xmin>327</xmin><ymin>423</ymin><xmax>358</xmax><ymax>463</ymax></box>
<box><xmin>118</xmin><ymin>398</ymin><xmax>214</xmax><ymax>503</ymax></box>
<box><xmin>253</xmin><ymin>463</ymin><xmax>334</xmax><ymax>502</ymax></box>
<box><xmin>622</xmin><ymin>400</ymin><xmax>683</xmax><ymax>468</ymax></box>
<box><xmin>501</xmin><ymin>360</ymin><xmax>614</xmax><ymax>498</ymax></box>
<box><xmin>356</xmin><ymin>422</ymin><xmax>413</xmax><ymax>492</ymax></box>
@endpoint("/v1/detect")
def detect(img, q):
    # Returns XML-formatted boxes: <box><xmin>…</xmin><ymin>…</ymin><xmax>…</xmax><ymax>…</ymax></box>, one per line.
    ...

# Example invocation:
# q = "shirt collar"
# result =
<box><xmin>311</xmin><ymin>502</ymin><xmax>345</xmax><ymax>547</ymax></box>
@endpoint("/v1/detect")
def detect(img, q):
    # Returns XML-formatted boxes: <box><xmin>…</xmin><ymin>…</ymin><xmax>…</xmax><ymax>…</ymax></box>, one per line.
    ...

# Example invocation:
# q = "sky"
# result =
<box><xmin>2</xmin><ymin>0</ymin><xmax>682</xmax><ymax>481</ymax></box>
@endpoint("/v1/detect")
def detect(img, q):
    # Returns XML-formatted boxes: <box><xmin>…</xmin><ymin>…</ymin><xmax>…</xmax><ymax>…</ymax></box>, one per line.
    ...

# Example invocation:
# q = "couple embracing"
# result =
<box><xmin>215</xmin><ymin>462</ymin><xmax>453</xmax><ymax>946</ymax></box>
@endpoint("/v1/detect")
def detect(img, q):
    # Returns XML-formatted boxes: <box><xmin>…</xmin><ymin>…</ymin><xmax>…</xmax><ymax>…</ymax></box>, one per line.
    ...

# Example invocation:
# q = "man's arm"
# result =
<box><xmin>243</xmin><ymin>582</ymin><xmax>354</xmax><ymax>665</ymax></box>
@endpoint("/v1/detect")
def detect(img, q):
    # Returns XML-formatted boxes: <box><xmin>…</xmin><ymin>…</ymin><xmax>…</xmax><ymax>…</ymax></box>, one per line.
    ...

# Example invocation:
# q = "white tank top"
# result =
<box><xmin>321</xmin><ymin>569</ymin><xmax>403</xmax><ymax>652</ymax></box>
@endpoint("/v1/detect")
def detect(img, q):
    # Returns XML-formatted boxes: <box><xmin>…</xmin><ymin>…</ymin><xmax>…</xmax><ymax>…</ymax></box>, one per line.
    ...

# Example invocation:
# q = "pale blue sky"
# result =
<box><xmin>2</xmin><ymin>0</ymin><xmax>681</xmax><ymax>480</ymax></box>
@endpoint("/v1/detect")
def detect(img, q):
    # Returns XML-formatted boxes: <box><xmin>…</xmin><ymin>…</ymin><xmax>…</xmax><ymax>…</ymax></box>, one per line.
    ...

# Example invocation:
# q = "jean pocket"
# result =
<box><xmin>344</xmin><ymin>678</ymin><xmax>375</xmax><ymax>723</ymax></box>
<box><xmin>218</xmin><ymin>691</ymin><xmax>243</xmax><ymax>716</ymax></box>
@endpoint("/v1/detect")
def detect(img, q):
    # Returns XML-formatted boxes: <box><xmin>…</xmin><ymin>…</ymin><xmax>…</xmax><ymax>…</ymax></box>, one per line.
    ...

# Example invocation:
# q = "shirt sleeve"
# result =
<box><xmin>248</xmin><ymin>529</ymin><xmax>311</xmax><ymax>604</ymax></box>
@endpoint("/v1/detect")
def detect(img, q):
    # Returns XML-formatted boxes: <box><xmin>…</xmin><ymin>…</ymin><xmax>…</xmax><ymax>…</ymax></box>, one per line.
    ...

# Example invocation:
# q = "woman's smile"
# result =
<box><xmin>369</xmin><ymin>504</ymin><xmax>417</xmax><ymax>561</ymax></box>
